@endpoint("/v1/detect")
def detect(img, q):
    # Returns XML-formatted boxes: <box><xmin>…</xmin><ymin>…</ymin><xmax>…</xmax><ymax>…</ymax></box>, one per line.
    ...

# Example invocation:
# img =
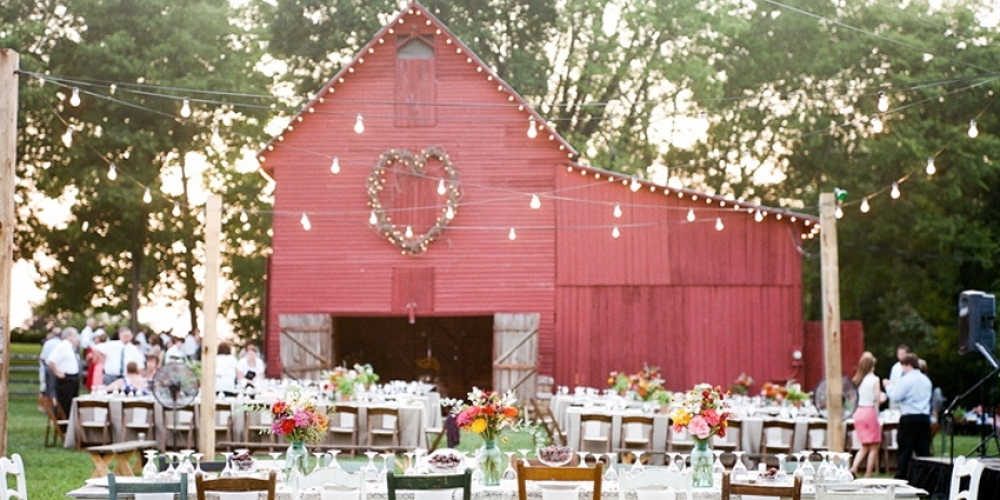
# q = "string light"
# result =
<box><xmin>687</xmin><ymin>208</ymin><xmax>695</xmax><ymax>222</ymax></box>
<box><xmin>142</xmin><ymin>187</ymin><xmax>152</xmax><ymax>204</ymax></box>
<box><xmin>437</xmin><ymin>179</ymin><xmax>446</xmax><ymax>195</ymax></box>
<box><xmin>835</xmin><ymin>205</ymin><xmax>844</xmax><ymax>219</ymax></box>
<box><xmin>239</xmin><ymin>210</ymin><xmax>248</xmax><ymax>223</ymax></box>
<box><xmin>526</xmin><ymin>116</ymin><xmax>537</xmax><ymax>139</ymax></box>
<box><xmin>210</xmin><ymin>126</ymin><xmax>224</xmax><ymax>150</ymax></box>
<box><xmin>107</xmin><ymin>162</ymin><xmax>117</xmax><ymax>180</ymax></box>
<box><xmin>877</xmin><ymin>92</ymin><xmax>889</xmax><ymax>112</ymax></box>
<box><xmin>508</xmin><ymin>227</ymin><xmax>517</xmax><ymax>240</ymax></box>
<box><xmin>369</xmin><ymin>210</ymin><xmax>378</xmax><ymax>225</ymax></box>
<box><xmin>300</xmin><ymin>213</ymin><xmax>312</xmax><ymax>231</ymax></box>
<box><xmin>404</xmin><ymin>225</ymin><xmax>414</xmax><ymax>238</ymax></box>
<box><xmin>925</xmin><ymin>157</ymin><xmax>936</xmax><ymax>175</ymax></box>
<box><xmin>529</xmin><ymin>193</ymin><xmax>541</xmax><ymax>209</ymax></box>
<box><xmin>613</xmin><ymin>203</ymin><xmax>623</xmax><ymax>218</ymax></box>
<box><xmin>330</xmin><ymin>157</ymin><xmax>340</xmax><ymax>174</ymax></box>
<box><xmin>715</xmin><ymin>218</ymin><xmax>724</xmax><ymax>231</ymax></box>
<box><xmin>754</xmin><ymin>210</ymin><xmax>763</xmax><ymax>222</ymax></box>
<box><xmin>172</xmin><ymin>201</ymin><xmax>181</xmax><ymax>217</ymax></box>
<box><xmin>61</xmin><ymin>125</ymin><xmax>73</xmax><ymax>147</ymax></box>
<box><xmin>968</xmin><ymin>120</ymin><xmax>978</xmax><ymax>138</ymax></box>
<box><xmin>860</xmin><ymin>198</ymin><xmax>870</xmax><ymax>213</ymax></box>
<box><xmin>108</xmin><ymin>84</ymin><xmax>116</xmax><ymax>95</ymax></box>
<box><xmin>180</xmin><ymin>98</ymin><xmax>191</xmax><ymax>118</ymax></box>
<box><xmin>890</xmin><ymin>182</ymin><xmax>901</xmax><ymax>199</ymax></box>
<box><xmin>69</xmin><ymin>87</ymin><xmax>81</xmax><ymax>107</ymax></box>
<box><xmin>354</xmin><ymin>113</ymin><xmax>365</xmax><ymax>133</ymax></box>
<box><xmin>611</xmin><ymin>226</ymin><xmax>621</xmax><ymax>239</ymax></box>
<box><xmin>871</xmin><ymin>115</ymin><xmax>884</xmax><ymax>134</ymax></box>
<box><xmin>629</xmin><ymin>179</ymin><xmax>641</xmax><ymax>192</ymax></box>
<box><xmin>445</xmin><ymin>206</ymin><xmax>455</xmax><ymax>220</ymax></box>
<box><xmin>81</xmin><ymin>221</ymin><xmax>89</xmax><ymax>231</ymax></box>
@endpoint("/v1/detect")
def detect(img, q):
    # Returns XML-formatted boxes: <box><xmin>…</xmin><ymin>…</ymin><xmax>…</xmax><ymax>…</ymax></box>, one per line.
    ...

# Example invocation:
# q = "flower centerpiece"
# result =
<box><xmin>730</xmin><ymin>373</ymin><xmax>754</xmax><ymax>396</ymax></box>
<box><xmin>324</xmin><ymin>363</ymin><xmax>380</xmax><ymax>400</ymax></box>
<box><xmin>246</xmin><ymin>385</ymin><xmax>332</xmax><ymax>481</ymax></box>
<box><xmin>760</xmin><ymin>381</ymin><xmax>788</xmax><ymax>403</ymax></box>
<box><xmin>607</xmin><ymin>364</ymin><xmax>670</xmax><ymax>403</ymax></box>
<box><xmin>784</xmin><ymin>380</ymin><xmax>809</xmax><ymax>407</ymax></box>
<box><xmin>445</xmin><ymin>388</ymin><xmax>519</xmax><ymax>485</ymax></box>
<box><xmin>670</xmin><ymin>384</ymin><xmax>732</xmax><ymax>488</ymax></box>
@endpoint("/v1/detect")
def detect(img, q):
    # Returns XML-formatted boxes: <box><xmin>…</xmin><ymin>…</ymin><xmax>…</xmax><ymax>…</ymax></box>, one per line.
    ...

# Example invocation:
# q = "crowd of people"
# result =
<box><xmin>38</xmin><ymin>319</ymin><xmax>265</xmax><ymax>418</ymax></box>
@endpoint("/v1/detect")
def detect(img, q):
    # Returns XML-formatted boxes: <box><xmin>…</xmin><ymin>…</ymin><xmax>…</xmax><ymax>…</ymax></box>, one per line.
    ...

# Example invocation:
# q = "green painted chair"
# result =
<box><xmin>107</xmin><ymin>472</ymin><xmax>187</xmax><ymax>500</ymax></box>
<box><xmin>387</xmin><ymin>469</ymin><xmax>472</xmax><ymax>500</ymax></box>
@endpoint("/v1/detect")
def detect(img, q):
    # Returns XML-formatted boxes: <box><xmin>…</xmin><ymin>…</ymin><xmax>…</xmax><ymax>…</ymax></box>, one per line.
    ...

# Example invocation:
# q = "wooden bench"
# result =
<box><xmin>86</xmin><ymin>440</ymin><xmax>157</xmax><ymax>478</ymax></box>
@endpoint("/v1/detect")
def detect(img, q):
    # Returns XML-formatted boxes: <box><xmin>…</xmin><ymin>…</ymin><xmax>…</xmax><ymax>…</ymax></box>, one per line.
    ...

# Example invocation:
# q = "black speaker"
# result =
<box><xmin>959</xmin><ymin>290</ymin><xmax>997</xmax><ymax>355</ymax></box>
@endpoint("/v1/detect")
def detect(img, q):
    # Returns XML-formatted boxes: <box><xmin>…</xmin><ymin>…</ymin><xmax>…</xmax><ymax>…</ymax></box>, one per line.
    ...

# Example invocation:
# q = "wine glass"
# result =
<box><xmin>220</xmin><ymin>452</ymin><xmax>234</xmax><ymax>478</ymax></box>
<box><xmin>328</xmin><ymin>450</ymin><xmax>342</xmax><ymax>471</ymax></box>
<box><xmin>576</xmin><ymin>451</ymin><xmax>589</xmax><ymax>467</ymax></box>
<box><xmin>666</xmin><ymin>452</ymin><xmax>681</xmax><ymax>473</ymax></box>
<box><xmin>179</xmin><ymin>449</ymin><xmax>195</xmax><ymax>475</ymax></box>
<box><xmin>379</xmin><ymin>453</ymin><xmax>394</xmax><ymax>481</ymax></box>
<box><xmin>676</xmin><ymin>453</ymin><xmax>689</xmax><ymax>473</ymax></box>
<box><xmin>312</xmin><ymin>451</ymin><xmax>327</xmax><ymax>472</ymax></box>
<box><xmin>142</xmin><ymin>450</ymin><xmax>159</xmax><ymax>480</ymax></box>
<box><xmin>503</xmin><ymin>452</ymin><xmax>517</xmax><ymax>480</ymax></box>
<box><xmin>732</xmin><ymin>451</ymin><xmax>748</xmax><ymax>478</ymax></box>
<box><xmin>192</xmin><ymin>453</ymin><xmax>205</xmax><ymax>476</ymax></box>
<box><xmin>268</xmin><ymin>452</ymin><xmax>283</xmax><ymax>474</ymax></box>
<box><xmin>517</xmin><ymin>449</ymin><xmax>531</xmax><ymax>466</ymax></box>
<box><xmin>800</xmin><ymin>452</ymin><xmax>816</xmax><ymax>480</ymax></box>
<box><xmin>792</xmin><ymin>452</ymin><xmax>805</xmax><ymax>475</ymax></box>
<box><xmin>712</xmin><ymin>449</ymin><xmax>725</xmax><ymax>474</ymax></box>
<box><xmin>404</xmin><ymin>452</ymin><xmax>416</xmax><ymax>475</ymax></box>
<box><xmin>629</xmin><ymin>451</ymin><xmax>645</xmax><ymax>474</ymax></box>
<box><xmin>164</xmin><ymin>452</ymin><xmax>179</xmax><ymax>479</ymax></box>
<box><xmin>363</xmin><ymin>451</ymin><xmax>379</xmax><ymax>482</ymax></box>
<box><xmin>603</xmin><ymin>453</ymin><xmax>618</xmax><ymax>481</ymax></box>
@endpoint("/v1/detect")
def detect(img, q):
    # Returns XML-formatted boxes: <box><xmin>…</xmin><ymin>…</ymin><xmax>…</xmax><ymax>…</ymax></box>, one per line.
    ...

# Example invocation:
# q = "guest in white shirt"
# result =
<box><xmin>237</xmin><ymin>344</ymin><xmax>266</xmax><ymax>390</ymax></box>
<box><xmin>164</xmin><ymin>336</ymin><xmax>187</xmax><ymax>364</ymax></box>
<box><xmin>39</xmin><ymin>329</ymin><xmax>62</xmax><ymax>398</ymax></box>
<box><xmin>887</xmin><ymin>343</ymin><xmax>910</xmax><ymax>410</ymax></box>
<box><xmin>215</xmin><ymin>341</ymin><xmax>240</xmax><ymax>396</ymax></box>
<box><xmin>45</xmin><ymin>327</ymin><xmax>81</xmax><ymax>417</ymax></box>
<box><xmin>79</xmin><ymin>318</ymin><xmax>97</xmax><ymax>351</ymax></box>
<box><xmin>95</xmin><ymin>327</ymin><xmax>145</xmax><ymax>385</ymax></box>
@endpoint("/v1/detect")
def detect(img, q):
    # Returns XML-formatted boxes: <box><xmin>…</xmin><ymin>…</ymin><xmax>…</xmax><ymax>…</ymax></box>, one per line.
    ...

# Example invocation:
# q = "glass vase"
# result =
<box><xmin>479</xmin><ymin>439</ymin><xmax>502</xmax><ymax>486</ymax></box>
<box><xmin>286</xmin><ymin>440</ymin><xmax>310</xmax><ymax>480</ymax></box>
<box><xmin>691</xmin><ymin>439</ymin><xmax>714</xmax><ymax>488</ymax></box>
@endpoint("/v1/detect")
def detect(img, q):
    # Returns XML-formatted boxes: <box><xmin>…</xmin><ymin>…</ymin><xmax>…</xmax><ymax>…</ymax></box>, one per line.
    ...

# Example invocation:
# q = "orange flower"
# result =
<box><xmin>503</xmin><ymin>406</ymin><xmax>518</xmax><ymax>418</ymax></box>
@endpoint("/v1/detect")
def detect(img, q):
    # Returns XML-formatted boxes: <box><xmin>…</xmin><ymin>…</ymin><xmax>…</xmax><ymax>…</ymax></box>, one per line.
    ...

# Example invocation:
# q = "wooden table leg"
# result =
<box><xmin>113</xmin><ymin>450</ymin><xmax>139</xmax><ymax>476</ymax></box>
<box><xmin>89</xmin><ymin>452</ymin><xmax>112</xmax><ymax>478</ymax></box>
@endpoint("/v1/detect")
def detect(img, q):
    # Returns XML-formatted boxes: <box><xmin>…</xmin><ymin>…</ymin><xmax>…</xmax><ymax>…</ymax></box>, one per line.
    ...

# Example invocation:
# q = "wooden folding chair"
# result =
<box><xmin>108</xmin><ymin>472</ymin><xmax>186</xmax><ymax>500</ymax></box>
<box><xmin>387</xmin><ymin>469</ymin><xmax>471</xmax><ymax>500</ymax></box>
<box><xmin>329</xmin><ymin>405</ymin><xmax>360</xmax><ymax>456</ymax></box>
<box><xmin>75</xmin><ymin>399</ymin><xmax>112</xmax><ymax>449</ymax></box>
<box><xmin>529</xmin><ymin>398</ymin><xmax>565</xmax><ymax>446</ymax></box>
<box><xmin>721</xmin><ymin>471</ymin><xmax>802</xmax><ymax>500</ymax></box>
<box><xmin>120</xmin><ymin>399</ymin><xmax>156</xmax><ymax>443</ymax></box>
<box><xmin>196</xmin><ymin>469</ymin><xmax>277</xmax><ymax>500</ymax></box>
<box><xmin>516</xmin><ymin>462</ymin><xmax>602</xmax><ymax>500</ymax></box>
<box><xmin>619</xmin><ymin>415</ymin><xmax>654</xmax><ymax>452</ymax></box>
<box><xmin>579</xmin><ymin>413</ymin><xmax>613</xmax><ymax>454</ymax></box>
<box><xmin>760</xmin><ymin>419</ymin><xmax>796</xmax><ymax>457</ymax></box>
<box><xmin>367</xmin><ymin>407</ymin><xmax>400</xmax><ymax>450</ymax></box>
<box><xmin>42</xmin><ymin>395</ymin><xmax>68</xmax><ymax>447</ymax></box>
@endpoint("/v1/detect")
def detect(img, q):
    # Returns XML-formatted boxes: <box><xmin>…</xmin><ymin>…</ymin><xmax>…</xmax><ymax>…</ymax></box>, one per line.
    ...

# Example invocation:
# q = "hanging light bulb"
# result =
<box><xmin>968</xmin><ymin>120</ymin><xmax>979</xmax><ymax>138</ymax></box>
<box><xmin>240</xmin><ymin>210</ymin><xmax>248</xmax><ymax>223</ymax></box>
<box><xmin>445</xmin><ymin>205</ymin><xmax>455</xmax><ymax>220</ymax></box>
<box><xmin>613</xmin><ymin>203</ymin><xmax>623</xmax><ymax>218</ymax></box>
<box><xmin>330</xmin><ymin>157</ymin><xmax>340</xmax><ymax>174</ymax></box>
<box><xmin>180</xmin><ymin>98</ymin><xmax>191</xmax><ymax>118</ymax></box>
<box><xmin>437</xmin><ymin>179</ymin><xmax>446</xmax><ymax>195</ymax></box>
<box><xmin>629</xmin><ymin>179</ymin><xmax>641</xmax><ymax>192</ymax></box>
<box><xmin>405</xmin><ymin>225</ymin><xmax>414</xmax><ymax>238</ymax></box>
<box><xmin>107</xmin><ymin>162</ymin><xmax>117</xmax><ymax>180</ymax></box>
<box><xmin>715</xmin><ymin>218</ymin><xmax>725</xmax><ymax>231</ymax></box>
<box><xmin>69</xmin><ymin>87</ymin><xmax>81</xmax><ymax>107</ymax></box>
<box><xmin>835</xmin><ymin>205</ymin><xmax>844</xmax><ymax>219</ymax></box>
<box><xmin>871</xmin><ymin>115</ymin><xmax>884</xmax><ymax>134</ymax></box>
<box><xmin>210</xmin><ymin>126</ymin><xmax>224</xmax><ymax>150</ymax></box>
<box><xmin>142</xmin><ymin>188</ymin><xmax>152</xmax><ymax>204</ymax></box>
<box><xmin>890</xmin><ymin>182</ymin><xmax>901</xmax><ymax>199</ymax></box>
<box><xmin>508</xmin><ymin>227</ymin><xmax>517</xmax><ymax>240</ymax></box>
<box><xmin>172</xmin><ymin>201</ymin><xmax>181</xmax><ymax>217</ymax></box>
<box><xmin>686</xmin><ymin>208</ymin><xmax>695</xmax><ymax>222</ymax></box>
<box><xmin>877</xmin><ymin>91</ymin><xmax>889</xmax><ymax>112</ymax></box>
<box><xmin>300</xmin><ymin>213</ymin><xmax>312</xmax><ymax>231</ymax></box>
<box><xmin>61</xmin><ymin>125</ymin><xmax>73</xmax><ymax>147</ymax></box>
<box><xmin>611</xmin><ymin>226</ymin><xmax>621</xmax><ymax>239</ymax></box>
<box><xmin>925</xmin><ymin>157</ymin><xmax>936</xmax><ymax>175</ymax></box>
<box><xmin>354</xmin><ymin>113</ymin><xmax>365</xmax><ymax>133</ymax></box>
<box><xmin>526</xmin><ymin>116</ymin><xmax>537</xmax><ymax>139</ymax></box>
<box><xmin>369</xmin><ymin>210</ymin><xmax>378</xmax><ymax>225</ymax></box>
<box><xmin>529</xmin><ymin>193</ymin><xmax>541</xmax><ymax>209</ymax></box>
<box><xmin>81</xmin><ymin>221</ymin><xmax>89</xmax><ymax>232</ymax></box>
<box><xmin>754</xmin><ymin>210</ymin><xmax>763</xmax><ymax>222</ymax></box>
<box><xmin>860</xmin><ymin>197</ymin><xmax>870</xmax><ymax>213</ymax></box>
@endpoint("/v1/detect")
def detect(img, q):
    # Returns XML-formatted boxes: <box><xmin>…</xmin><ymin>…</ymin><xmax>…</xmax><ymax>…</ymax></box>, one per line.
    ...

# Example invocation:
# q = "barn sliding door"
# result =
<box><xmin>492</xmin><ymin>313</ymin><xmax>539</xmax><ymax>401</ymax></box>
<box><xmin>279</xmin><ymin>314</ymin><xmax>333</xmax><ymax>380</ymax></box>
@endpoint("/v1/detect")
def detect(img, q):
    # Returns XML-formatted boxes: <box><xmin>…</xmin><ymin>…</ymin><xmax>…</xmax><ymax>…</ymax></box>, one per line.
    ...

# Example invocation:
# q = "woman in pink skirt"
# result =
<box><xmin>850</xmin><ymin>352</ymin><xmax>884</xmax><ymax>477</ymax></box>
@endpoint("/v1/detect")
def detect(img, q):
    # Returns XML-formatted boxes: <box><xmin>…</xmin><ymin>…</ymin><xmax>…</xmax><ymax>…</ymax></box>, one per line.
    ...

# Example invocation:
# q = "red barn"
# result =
<box><xmin>258</xmin><ymin>2</ymin><xmax>820</xmax><ymax>399</ymax></box>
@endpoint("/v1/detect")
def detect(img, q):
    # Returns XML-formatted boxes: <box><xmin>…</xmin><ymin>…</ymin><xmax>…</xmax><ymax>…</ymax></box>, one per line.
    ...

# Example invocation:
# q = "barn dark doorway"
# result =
<box><xmin>334</xmin><ymin>316</ymin><xmax>494</xmax><ymax>399</ymax></box>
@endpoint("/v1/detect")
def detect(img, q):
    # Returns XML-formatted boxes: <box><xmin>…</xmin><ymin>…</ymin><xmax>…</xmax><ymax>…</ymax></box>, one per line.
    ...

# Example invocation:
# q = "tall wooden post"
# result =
<box><xmin>820</xmin><ymin>192</ymin><xmax>844</xmax><ymax>451</ymax></box>
<box><xmin>0</xmin><ymin>49</ymin><xmax>20</xmax><ymax>457</ymax></box>
<box><xmin>199</xmin><ymin>194</ymin><xmax>222</xmax><ymax>457</ymax></box>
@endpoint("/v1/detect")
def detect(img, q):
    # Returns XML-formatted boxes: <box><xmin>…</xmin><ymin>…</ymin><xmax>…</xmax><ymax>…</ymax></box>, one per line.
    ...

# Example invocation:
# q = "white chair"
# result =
<box><xmin>814</xmin><ymin>484</ymin><xmax>894</xmax><ymax>500</ymax></box>
<box><xmin>949</xmin><ymin>456</ymin><xmax>985</xmax><ymax>500</ymax></box>
<box><xmin>618</xmin><ymin>467</ymin><xmax>693</xmax><ymax>500</ymax></box>
<box><xmin>0</xmin><ymin>454</ymin><xmax>27</xmax><ymax>500</ymax></box>
<box><xmin>299</xmin><ymin>467</ymin><xmax>365</xmax><ymax>500</ymax></box>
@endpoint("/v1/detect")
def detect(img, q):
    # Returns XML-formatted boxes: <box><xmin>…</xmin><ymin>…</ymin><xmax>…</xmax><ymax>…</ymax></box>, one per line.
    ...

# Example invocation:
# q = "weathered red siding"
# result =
<box><xmin>261</xmin><ymin>2</ymin><xmax>819</xmax><ymax>391</ymax></box>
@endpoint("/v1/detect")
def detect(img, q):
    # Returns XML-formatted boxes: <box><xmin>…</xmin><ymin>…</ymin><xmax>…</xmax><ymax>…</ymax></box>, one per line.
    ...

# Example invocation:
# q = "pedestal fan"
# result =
<box><xmin>152</xmin><ymin>363</ymin><xmax>200</xmax><ymax>451</ymax></box>
<box><xmin>813</xmin><ymin>375</ymin><xmax>858</xmax><ymax>419</ymax></box>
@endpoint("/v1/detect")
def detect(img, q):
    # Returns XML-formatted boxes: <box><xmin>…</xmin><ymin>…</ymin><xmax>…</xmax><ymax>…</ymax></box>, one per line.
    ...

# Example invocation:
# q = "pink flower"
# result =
<box><xmin>293</xmin><ymin>410</ymin><xmax>311</xmax><ymax>427</ymax></box>
<box><xmin>702</xmin><ymin>409</ymin><xmax>720</xmax><ymax>427</ymax></box>
<box><xmin>688</xmin><ymin>415</ymin><xmax>711</xmax><ymax>440</ymax></box>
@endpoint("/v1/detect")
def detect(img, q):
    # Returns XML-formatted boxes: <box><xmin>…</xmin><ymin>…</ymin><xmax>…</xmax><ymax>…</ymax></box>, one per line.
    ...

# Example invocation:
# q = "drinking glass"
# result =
<box><xmin>363</xmin><ymin>451</ymin><xmax>379</xmax><ymax>482</ymax></box>
<box><xmin>712</xmin><ymin>450</ymin><xmax>725</xmax><ymax>474</ymax></box>
<box><xmin>630</xmin><ymin>451</ymin><xmax>645</xmax><ymax>474</ymax></box>
<box><xmin>576</xmin><ymin>451</ymin><xmax>589</xmax><ymax>467</ymax></box>
<box><xmin>142</xmin><ymin>450</ymin><xmax>159</xmax><ymax>480</ymax></box>
<box><xmin>192</xmin><ymin>453</ymin><xmax>205</xmax><ymax>476</ymax></box>
<box><xmin>676</xmin><ymin>453</ymin><xmax>688</xmax><ymax>473</ymax></box>
<box><xmin>404</xmin><ymin>452</ymin><xmax>416</xmax><ymax>475</ymax></box>
<box><xmin>379</xmin><ymin>453</ymin><xmax>394</xmax><ymax>481</ymax></box>
<box><xmin>666</xmin><ymin>453</ymin><xmax>681</xmax><ymax>473</ymax></box>
<box><xmin>268</xmin><ymin>452</ymin><xmax>283</xmax><ymax>474</ymax></box>
<box><xmin>517</xmin><ymin>449</ymin><xmax>531</xmax><ymax>466</ymax></box>
<box><xmin>503</xmin><ymin>452</ymin><xmax>517</xmax><ymax>480</ymax></box>
<box><xmin>329</xmin><ymin>450</ymin><xmax>342</xmax><ymax>470</ymax></box>
<box><xmin>220</xmin><ymin>452</ymin><xmax>234</xmax><ymax>478</ymax></box>
<box><xmin>603</xmin><ymin>453</ymin><xmax>618</xmax><ymax>481</ymax></box>
<box><xmin>313</xmin><ymin>452</ymin><xmax>327</xmax><ymax>472</ymax></box>
<box><xmin>732</xmin><ymin>451</ymin><xmax>748</xmax><ymax>478</ymax></box>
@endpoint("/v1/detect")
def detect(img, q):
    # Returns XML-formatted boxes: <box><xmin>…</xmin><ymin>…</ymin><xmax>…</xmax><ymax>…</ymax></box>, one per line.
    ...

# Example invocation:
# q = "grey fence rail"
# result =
<box><xmin>3</xmin><ymin>353</ymin><xmax>41</xmax><ymax>396</ymax></box>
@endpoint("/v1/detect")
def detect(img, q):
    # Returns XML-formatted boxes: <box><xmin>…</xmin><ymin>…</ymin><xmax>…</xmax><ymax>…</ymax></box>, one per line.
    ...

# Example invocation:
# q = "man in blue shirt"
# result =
<box><xmin>884</xmin><ymin>353</ymin><xmax>932</xmax><ymax>479</ymax></box>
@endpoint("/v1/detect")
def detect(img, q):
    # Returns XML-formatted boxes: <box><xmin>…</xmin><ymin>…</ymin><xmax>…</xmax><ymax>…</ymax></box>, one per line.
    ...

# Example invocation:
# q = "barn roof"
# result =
<box><xmin>257</xmin><ymin>0</ymin><xmax>820</xmax><ymax>229</ymax></box>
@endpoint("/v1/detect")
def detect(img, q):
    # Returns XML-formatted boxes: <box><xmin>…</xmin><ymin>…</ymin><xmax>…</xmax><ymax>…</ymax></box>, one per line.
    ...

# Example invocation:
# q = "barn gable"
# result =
<box><xmin>260</xmin><ymin>1</ymin><xmax>820</xmax><ymax>393</ymax></box>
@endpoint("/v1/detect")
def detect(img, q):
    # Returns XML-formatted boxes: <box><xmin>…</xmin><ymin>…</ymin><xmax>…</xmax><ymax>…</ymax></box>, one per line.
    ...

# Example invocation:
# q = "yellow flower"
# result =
<box><xmin>471</xmin><ymin>418</ymin><xmax>488</xmax><ymax>434</ymax></box>
<box><xmin>671</xmin><ymin>407</ymin><xmax>692</xmax><ymax>426</ymax></box>
<box><xmin>501</xmin><ymin>436</ymin><xmax>509</xmax><ymax>444</ymax></box>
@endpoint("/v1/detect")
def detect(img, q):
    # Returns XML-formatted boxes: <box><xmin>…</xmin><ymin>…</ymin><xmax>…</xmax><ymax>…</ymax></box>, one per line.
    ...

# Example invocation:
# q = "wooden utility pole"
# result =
<box><xmin>0</xmin><ymin>49</ymin><xmax>20</xmax><ymax>457</ymax></box>
<box><xmin>819</xmin><ymin>192</ymin><xmax>844</xmax><ymax>451</ymax></box>
<box><xmin>199</xmin><ymin>194</ymin><xmax>222</xmax><ymax>456</ymax></box>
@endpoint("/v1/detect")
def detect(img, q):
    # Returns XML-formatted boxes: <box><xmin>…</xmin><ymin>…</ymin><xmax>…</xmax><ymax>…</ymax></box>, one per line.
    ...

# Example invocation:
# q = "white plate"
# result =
<box><xmin>852</xmin><ymin>478</ymin><xmax>907</xmax><ymax>487</ymax></box>
<box><xmin>536</xmin><ymin>482</ymin><xmax>584</xmax><ymax>491</ymax></box>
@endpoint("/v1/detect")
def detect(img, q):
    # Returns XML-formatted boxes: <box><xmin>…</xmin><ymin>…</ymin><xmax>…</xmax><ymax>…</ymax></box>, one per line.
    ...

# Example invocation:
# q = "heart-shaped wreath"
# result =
<box><xmin>366</xmin><ymin>146</ymin><xmax>461</xmax><ymax>254</ymax></box>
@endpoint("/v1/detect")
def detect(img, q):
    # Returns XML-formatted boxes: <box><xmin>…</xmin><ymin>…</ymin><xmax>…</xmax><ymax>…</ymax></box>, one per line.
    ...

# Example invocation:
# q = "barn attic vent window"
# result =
<box><xmin>395</xmin><ymin>35</ymin><xmax>436</xmax><ymax>127</ymax></box>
